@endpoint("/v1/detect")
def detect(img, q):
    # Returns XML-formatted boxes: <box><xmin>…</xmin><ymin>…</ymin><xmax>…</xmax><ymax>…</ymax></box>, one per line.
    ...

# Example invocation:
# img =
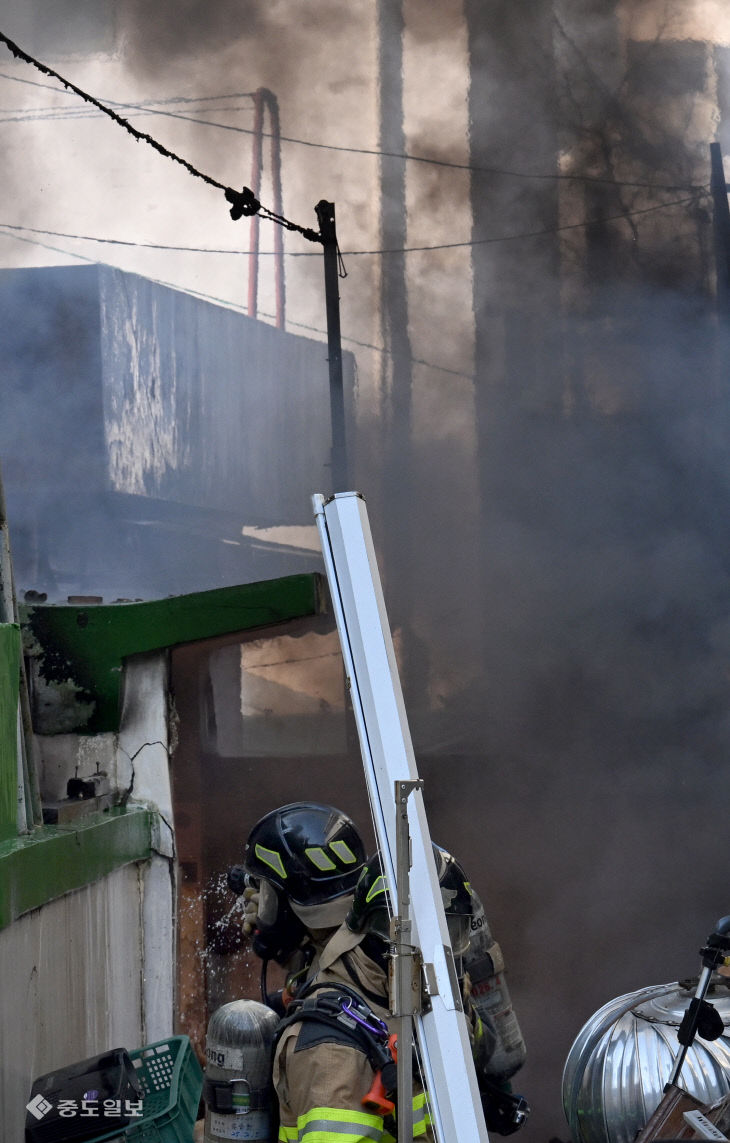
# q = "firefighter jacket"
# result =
<box><xmin>272</xmin><ymin>932</ymin><xmax>433</xmax><ymax>1142</ymax></box>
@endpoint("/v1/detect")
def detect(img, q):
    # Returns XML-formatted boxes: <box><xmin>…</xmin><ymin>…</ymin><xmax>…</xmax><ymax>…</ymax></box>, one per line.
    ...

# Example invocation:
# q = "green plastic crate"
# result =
<box><xmin>89</xmin><ymin>1036</ymin><xmax>202</xmax><ymax>1143</ymax></box>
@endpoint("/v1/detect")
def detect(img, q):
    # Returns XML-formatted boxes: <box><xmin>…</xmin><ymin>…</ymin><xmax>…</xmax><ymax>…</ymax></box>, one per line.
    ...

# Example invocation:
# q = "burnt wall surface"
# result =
<box><xmin>0</xmin><ymin>265</ymin><xmax>349</xmax><ymax>598</ymax></box>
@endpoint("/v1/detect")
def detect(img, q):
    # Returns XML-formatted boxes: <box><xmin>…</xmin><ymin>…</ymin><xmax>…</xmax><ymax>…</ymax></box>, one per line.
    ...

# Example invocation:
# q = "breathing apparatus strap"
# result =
<box><xmin>274</xmin><ymin>984</ymin><xmax>397</xmax><ymax>1097</ymax></box>
<box><xmin>202</xmin><ymin>1076</ymin><xmax>271</xmax><ymax>1115</ymax></box>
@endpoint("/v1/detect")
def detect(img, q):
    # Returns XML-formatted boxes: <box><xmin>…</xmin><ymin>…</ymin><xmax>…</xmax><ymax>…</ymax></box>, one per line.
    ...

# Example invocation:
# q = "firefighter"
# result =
<box><xmin>232</xmin><ymin>801</ymin><xmax>368</xmax><ymax>1006</ymax></box>
<box><xmin>271</xmin><ymin>851</ymin><xmax>434</xmax><ymax>1143</ymax></box>
<box><xmin>271</xmin><ymin>846</ymin><xmax>529</xmax><ymax>1142</ymax></box>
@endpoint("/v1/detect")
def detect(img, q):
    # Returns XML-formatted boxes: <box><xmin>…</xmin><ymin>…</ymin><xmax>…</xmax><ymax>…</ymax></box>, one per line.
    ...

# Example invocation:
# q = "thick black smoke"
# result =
<box><xmin>3</xmin><ymin>3</ymin><xmax>730</xmax><ymax>1141</ymax></box>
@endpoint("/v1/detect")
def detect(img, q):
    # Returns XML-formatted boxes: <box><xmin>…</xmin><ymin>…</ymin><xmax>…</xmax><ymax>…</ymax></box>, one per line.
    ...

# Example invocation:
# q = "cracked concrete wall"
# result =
<box><xmin>27</xmin><ymin>650</ymin><xmax>177</xmax><ymax>1054</ymax></box>
<box><xmin>38</xmin><ymin>733</ymin><xmax>116</xmax><ymax>802</ymax></box>
<box><xmin>118</xmin><ymin>649</ymin><xmax>175</xmax><ymax>1042</ymax></box>
<box><xmin>29</xmin><ymin>646</ymin><xmax>177</xmax><ymax>1041</ymax></box>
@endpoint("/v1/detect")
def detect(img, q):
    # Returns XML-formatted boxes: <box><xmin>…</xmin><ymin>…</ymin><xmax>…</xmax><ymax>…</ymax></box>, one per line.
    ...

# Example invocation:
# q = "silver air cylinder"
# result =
<box><xmin>203</xmin><ymin>999</ymin><xmax>280</xmax><ymax>1142</ymax></box>
<box><xmin>465</xmin><ymin>892</ymin><xmax>528</xmax><ymax>1079</ymax></box>
<box><xmin>562</xmin><ymin>979</ymin><xmax>730</xmax><ymax>1143</ymax></box>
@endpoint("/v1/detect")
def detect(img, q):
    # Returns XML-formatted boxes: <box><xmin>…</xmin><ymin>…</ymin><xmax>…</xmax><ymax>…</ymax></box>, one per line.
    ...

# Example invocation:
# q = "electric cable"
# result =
<box><xmin>0</xmin><ymin>31</ymin><xmax>322</xmax><ymax>245</ymax></box>
<box><xmin>0</xmin><ymin>222</ymin><xmax>477</xmax><ymax>383</ymax></box>
<box><xmin>0</xmin><ymin>84</ymin><xmax>256</xmax><ymax>117</ymax></box>
<box><xmin>0</xmin><ymin>101</ymin><xmax>256</xmax><ymax>123</ymax></box>
<box><xmin>1</xmin><ymin>197</ymin><xmax>711</xmax><ymax>388</ymax></box>
<box><xmin>0</xmin><ymin>222</ymin><xmax>257</xmax><ymax>254</ymax></box>
<box><xmin>0</xmin><ymin>63</ymin><xmax>705</xmax><ymax>193</ymax></box>
<box><xmin>0</xmin><ymin>72</ymin><xmax>256</xmax><ymax>105</ymax></box>
<box><xmin>0</xmin><ymin>189</ymin><xmax>708</xmax><ymax>260</ymax></box>
<box><xmin>347</xmin><ymin>191</ymin><xmax>709</xmax><ymax>254</ymax></box>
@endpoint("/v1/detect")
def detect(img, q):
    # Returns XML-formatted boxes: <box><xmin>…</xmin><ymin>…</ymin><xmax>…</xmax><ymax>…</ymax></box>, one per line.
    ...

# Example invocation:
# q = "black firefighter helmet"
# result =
<box><xmin>243</xmin><ymin>801</ymin><xmax>366</xmax><ymax>906</ymax></box>
<box><xmin>346</xmin><ymin>843</ymin><xmax>474</xmax><ymax>954</ymax></box>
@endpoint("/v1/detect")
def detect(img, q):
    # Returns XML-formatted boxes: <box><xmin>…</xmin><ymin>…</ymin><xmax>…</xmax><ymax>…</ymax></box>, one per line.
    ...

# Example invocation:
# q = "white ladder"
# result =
<box><xmin>313</xmin><ymin>491</ymin><xmax>489</xmax><ymax>1143</ymax></box>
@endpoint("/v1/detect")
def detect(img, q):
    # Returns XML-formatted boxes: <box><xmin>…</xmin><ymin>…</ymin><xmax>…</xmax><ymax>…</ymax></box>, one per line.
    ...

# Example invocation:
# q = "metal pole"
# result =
<box><xmin>248</xmin><ymin>90</ymin><xmax>264</xmax><ymax>319</ymax></box>
<box><xmin>394</xmin><ymin>778</ymin><xmax>422</xmax><ymax>1143</ymax></box>
<box><xmin>266</xmin><ymin>91</ymin><xmax>286</xmax><ymax>329</ymax></box>
<box><xmin>710</xmin><ymin>142</ymin><xmax>730</xmax><ymax>317</ymax></box>
<box><xmin>666</xmin><ymin>917</ymin><xmax>730</xmax><ymax>1090</ymax></box>
<box><xmin>314</xmin><ymin>201</ymin><xmax>347</xmax><ymax>491</ymax></box>
<box><xmin>666</xmin><ymin>963</ymin><xmax>714</xmax><ymax>1088</ymax></box>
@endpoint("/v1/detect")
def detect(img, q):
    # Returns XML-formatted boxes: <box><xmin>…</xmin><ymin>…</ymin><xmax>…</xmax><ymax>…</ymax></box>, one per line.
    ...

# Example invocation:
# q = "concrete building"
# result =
<box><xmin>1</xmin><ymin>560</ymin><xmax>340</xmax><ymax>1140</ymax></box>
<box><xmin>0</xmin><ymin>263</ymin><xmax>354</xmax><ymax>602</ymax></box>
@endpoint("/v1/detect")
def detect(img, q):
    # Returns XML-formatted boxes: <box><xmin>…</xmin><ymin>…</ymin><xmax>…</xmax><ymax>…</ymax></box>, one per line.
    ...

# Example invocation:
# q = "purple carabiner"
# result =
<box><xmin>341</xmin><ymin>997</ymin><xmax>389</xmax><ymax>1039</ymax></box>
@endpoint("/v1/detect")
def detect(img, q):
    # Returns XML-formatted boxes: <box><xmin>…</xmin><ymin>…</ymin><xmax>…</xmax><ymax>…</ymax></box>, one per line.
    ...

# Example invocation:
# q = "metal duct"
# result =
<box><xmin>562</xmin><ymin>979</ymin><xmax>730</xmax><ymax>1143</ymax></box>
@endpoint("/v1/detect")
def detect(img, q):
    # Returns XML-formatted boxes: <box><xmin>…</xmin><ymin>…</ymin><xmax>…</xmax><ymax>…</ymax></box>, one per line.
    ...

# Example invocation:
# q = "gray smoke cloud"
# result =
<box><xmin>3</xmin><ymin>2</ymin><xmax>730</xmax><ymax>1139</ymax></box>
<box><xmin>118</xmin><ymin>0</ymin><xmax>351</xmax><ymax>71</ymax></box>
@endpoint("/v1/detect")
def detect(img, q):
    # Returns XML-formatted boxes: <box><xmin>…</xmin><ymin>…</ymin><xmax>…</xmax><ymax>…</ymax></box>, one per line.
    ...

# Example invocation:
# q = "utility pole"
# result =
<box><xmin>710</xmin><ymin>142</ymin><xmax>730</xmax><ymax>317</ymax></box>
<box><xmin>315</xmin><ymin>200</ymin><xmax>347</xmax><ymax>491</ymax></box>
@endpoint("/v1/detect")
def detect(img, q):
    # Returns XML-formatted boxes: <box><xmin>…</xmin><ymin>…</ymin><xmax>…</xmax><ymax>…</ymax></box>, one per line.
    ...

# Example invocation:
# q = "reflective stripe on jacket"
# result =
<box><xmin>276</xmin><ymin>1093</ymin><xmax>431</xmax><ymax>1142</ymax></box>
<box><xmin>272</xmin><ymin>943</ymin><xmax>433</xmax><ymax>1142</ymax></box>
<box><xmin>278</xmin><ymin>1104</ymin><xmax>386</xmax><ymax>1142</ymax></box>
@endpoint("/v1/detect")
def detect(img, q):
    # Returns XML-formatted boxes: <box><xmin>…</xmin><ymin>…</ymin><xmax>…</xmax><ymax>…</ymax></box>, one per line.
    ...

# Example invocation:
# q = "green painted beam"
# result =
<box><xmin>0</xmin><ymin>806</ymin><xmax>154</xmax><ymax>929</ymax></box>
<box><xmin>0</xmin><ymin>624</ymin><xmax>20</xmax><ymax>841</ymax></box>
<box><xmin>22</xmin><ymin>573</ymin><xmax>322</xmax><ymax>733</ymax></box>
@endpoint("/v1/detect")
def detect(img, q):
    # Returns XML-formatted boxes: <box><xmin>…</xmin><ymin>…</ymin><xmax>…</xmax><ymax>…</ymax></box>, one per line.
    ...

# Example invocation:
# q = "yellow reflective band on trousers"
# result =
<box><xmin>381</xmin><ymin>1092</ymin><xmax>432</xmax><ymax>1142</ymax></box>
<box><xmin>278</xmin><ymin>1095</ymin><xmax>431</xmax><ymax>1142</ymax></box>
<box><xmin>278</xmin><ymin>1105</ymin><xmax>384</xmax><ymax>1142</ymax></box>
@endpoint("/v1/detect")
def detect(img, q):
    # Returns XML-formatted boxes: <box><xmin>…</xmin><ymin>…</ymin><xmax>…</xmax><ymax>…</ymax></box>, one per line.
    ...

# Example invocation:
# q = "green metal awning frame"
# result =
<box><xmin>0</xmin><ymin>806</ymin><xmax>154</xmax><ymax>929</ymax></box>
<box><xmin>0</xmin><ymin>572</ymin><xmax>325</xmax><ymax>929</ymax></box>
<box><xmin>22</xmin><ymin>573</ymin><xmax>324</xmax><ymax>734</ymax></box>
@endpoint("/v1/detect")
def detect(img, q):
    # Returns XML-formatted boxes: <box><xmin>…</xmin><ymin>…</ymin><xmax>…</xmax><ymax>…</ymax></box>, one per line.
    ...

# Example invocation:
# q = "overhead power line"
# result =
<box><xmin>0</xmin><ymin>191</ymin><xmax>708</xmax><ymax>260</ymax></box>
<box><xmin>0</xmin><ymin>100</ymin><xmax>254</xmax><ymax>122</ymax></box>
<box><xmin>0</xmin><ymin>33</ymin><xmax>710</xmax><ymax>268</ymax></box>
<box><xmin>0</xmin><ymin>76</ymin><xmax>256</xmax><ymax>116</ymax></box>
<box><xmin>0</xmin><ymin>66</ymin><xmax>704</xmax><ymax>194</ymax></box>
<box><xmin>349</xmin><ymin>192</ymin><xmax>710</xmax><ymax>254</ymax></box>
<box><xmin>0</xmin><ymin>71</ymin><xmax>257</xmax><ymax>106</ymax></box>
<box><xmin>0</xmin><ymin>226</ymin><xmax>477</xmax><ymax>385</ymax></box>
<box><xmin>0</xmin><ymin>32</ymin><xmax>322</xmax><ymax>245</ymax></box>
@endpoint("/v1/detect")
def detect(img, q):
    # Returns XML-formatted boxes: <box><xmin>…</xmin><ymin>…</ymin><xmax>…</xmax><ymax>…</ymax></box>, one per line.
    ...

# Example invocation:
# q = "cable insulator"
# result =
<box><xmin>225</xmin><ymin>186</ymin><xmax>261</xmax><ymax>220</ymax></box>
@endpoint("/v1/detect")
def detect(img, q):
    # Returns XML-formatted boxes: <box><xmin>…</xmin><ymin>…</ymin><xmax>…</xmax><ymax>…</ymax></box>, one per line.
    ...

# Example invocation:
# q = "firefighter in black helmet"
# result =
<box><xmin>229</xmin><ymin>802</ymin><xmax>367</xmax><ymax>1000</ymax></box>
<box><xmin>345</xmin><ymin>843</ymin><xmax>475</xmax><ymax>968</ymax></box>
<box><xmin>272</xmin><ymin>845</ymin><xmax>528</xmax><ymax>1142</ymax></box>
<box><xmin>271</xmin><ymin>850</ymin><xmax>435</xmax><ymax>1142</ymax></box>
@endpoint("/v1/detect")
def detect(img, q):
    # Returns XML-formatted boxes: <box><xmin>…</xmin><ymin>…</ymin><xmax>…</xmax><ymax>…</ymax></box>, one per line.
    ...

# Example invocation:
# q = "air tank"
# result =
<box><xmin>203</xmin><ymin>999</ymin><xmax>280</xmax><ymax>1142</ymax></box>
<box><xmin>562</xmin><ymin>978</ymin><xmax>730</xmax><ymax>1143</ymax></box>
<box><xmin>465</xmin><ymin>890</ymin><xmax>528</xmax><ymax>1080</ymax></box>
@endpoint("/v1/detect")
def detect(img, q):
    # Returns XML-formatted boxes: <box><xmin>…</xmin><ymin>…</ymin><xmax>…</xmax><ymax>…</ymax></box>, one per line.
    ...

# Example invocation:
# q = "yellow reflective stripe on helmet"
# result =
<box><xmin>305</xmin><ymin>846</ymin><xmax>337</xmax><ymax>872</ymax></box>
<box><xmin>365</xmin><ymin>874</ymin><xmax>388</xmax><ymax>904</ymax></box>
<box><xmin>255</xmin><ymin>843</ymin><xmax>287</xmax><ymax>880</ymax></box>
<box><xmin>280</xmin><ymin>1104</ymin><xmax>385</xmax><ymax>1141</ymax></box>
<box><xmin>330</xmin><ymin>840</ymin><xmax>358</xmax><ymax>864</ymax></box>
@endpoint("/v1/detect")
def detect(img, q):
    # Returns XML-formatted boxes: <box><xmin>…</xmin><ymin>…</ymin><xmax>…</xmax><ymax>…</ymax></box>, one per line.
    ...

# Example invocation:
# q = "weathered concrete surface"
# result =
<box><xmin>0</xmin><ymin>865</ymin><xmax>145</xmax><ymax>1142</ymax></box>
